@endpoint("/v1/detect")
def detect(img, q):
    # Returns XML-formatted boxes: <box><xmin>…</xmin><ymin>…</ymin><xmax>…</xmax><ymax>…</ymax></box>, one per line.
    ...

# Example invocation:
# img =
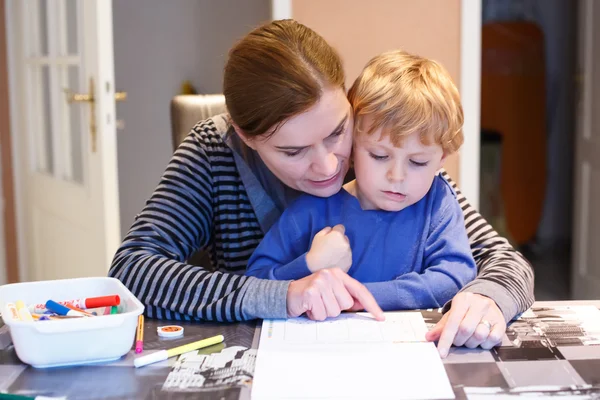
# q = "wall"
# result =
<box><xmin>113</xmin><ymin>0</ymin><xmax>271</xmax><ymax>237</ymax></box>
<box><xmin>292</xmin><ymin>0</ymin><xmax>462</xmax><ymax>184</ymax></box>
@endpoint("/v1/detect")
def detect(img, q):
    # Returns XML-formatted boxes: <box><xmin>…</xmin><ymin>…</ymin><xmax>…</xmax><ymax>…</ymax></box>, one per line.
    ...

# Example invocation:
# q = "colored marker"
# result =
<box><xmin>0</xmin><ymin>393</ymin><xmax>66</xmax><ymax>399</ymax></box>
<box><xmin>45</xmin><ymin>300</ymin><xmax>89</xmax><ymax>317</ymax></box>
<box><xmin>29</xmin><ymin>295</ymin><xmax>120</xmax><ymax>313</ymax></box>
<box><xmin>134</xmin><ymin>334</ymin><xmax>224</xmax><ymax>368</ymax></box>
<box><xmin>15</xmin><ymin>301</ymin><xmax>33</xmax><ymax>321</ymax></box>
<box><xmin>135</xmin><ymin>315</ymin><xmax>144</xmax><ymax>353</ymax></box>
<box><xmin>65</xmin><ymin>304</ymin><xmax>96</xmax><ymax>317</ymax></box>
<box><xmin>110</xmin><ymin>306</ymin><xmax>118</xmax><ymax>314</ymax></box>
<box><xmin>5</xmin><ymin>303</ymin><xmax>21</xmax><ymax>321</ymax></box>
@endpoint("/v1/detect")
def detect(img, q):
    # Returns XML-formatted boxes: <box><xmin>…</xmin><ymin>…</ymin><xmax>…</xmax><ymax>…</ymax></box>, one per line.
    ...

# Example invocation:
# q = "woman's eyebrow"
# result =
<box><xmin>275</xmin><ymin>115</ymin><xmax>348</xmax><ymax>151</ymax></box>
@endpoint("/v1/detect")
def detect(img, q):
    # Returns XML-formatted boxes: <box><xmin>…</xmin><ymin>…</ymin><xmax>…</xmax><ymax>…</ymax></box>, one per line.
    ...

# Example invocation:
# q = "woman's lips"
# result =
<box><xmin>308</xmin><ymin>169</ymin><xmax>342</xmax><ymax>188</ymax></box>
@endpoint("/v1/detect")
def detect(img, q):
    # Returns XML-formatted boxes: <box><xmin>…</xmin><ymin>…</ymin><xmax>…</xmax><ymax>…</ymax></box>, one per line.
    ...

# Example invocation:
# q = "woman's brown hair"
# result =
<box><xmin>223</xmin><ymin>19</ymin><xmax>345</xmax><ymax>139</ymax></box>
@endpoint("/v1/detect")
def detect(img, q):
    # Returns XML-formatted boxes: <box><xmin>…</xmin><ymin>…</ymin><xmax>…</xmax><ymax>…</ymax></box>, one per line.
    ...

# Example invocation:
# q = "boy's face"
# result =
<box><xmin>352</xmin><ymin>122</ymin><xmax>446</xmax><ymax>212</ymax></box>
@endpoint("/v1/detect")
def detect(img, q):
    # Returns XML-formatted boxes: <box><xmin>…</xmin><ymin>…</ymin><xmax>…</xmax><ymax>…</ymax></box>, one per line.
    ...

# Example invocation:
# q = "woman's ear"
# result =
<box><xmin>232</xmin><ymin>122</ymin><xmax>256</xmax><ymax>150</ymax></box>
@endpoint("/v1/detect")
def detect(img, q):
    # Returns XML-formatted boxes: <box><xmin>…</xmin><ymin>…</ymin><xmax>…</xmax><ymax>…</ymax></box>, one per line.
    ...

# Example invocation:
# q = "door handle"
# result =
<box><xmin>64</xmin><ymin>79</ymin><xmax>127</xmax><ymax>152</ymax></box>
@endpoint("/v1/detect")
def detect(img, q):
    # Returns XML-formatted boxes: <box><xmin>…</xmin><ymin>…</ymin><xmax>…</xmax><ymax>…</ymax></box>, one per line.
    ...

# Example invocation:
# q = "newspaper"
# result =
<box><xmin>162</xmin><ymin>346</ymin><xmax>256</xmax><ymax>391</ymax></box>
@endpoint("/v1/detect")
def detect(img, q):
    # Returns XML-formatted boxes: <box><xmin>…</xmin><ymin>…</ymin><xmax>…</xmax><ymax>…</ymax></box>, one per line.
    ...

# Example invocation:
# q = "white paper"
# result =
<box><xmin>252</xmin><ymin>312</ymin><xmax>454</xmax><ymax>400</ymax></box>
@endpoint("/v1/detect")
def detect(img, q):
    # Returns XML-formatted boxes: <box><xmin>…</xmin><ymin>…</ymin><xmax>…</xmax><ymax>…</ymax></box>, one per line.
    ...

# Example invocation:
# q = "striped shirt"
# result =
<box><xmin>109</xmin><ymin>115</ymin><xmax>535</xmax><ymax>322</ymax></box>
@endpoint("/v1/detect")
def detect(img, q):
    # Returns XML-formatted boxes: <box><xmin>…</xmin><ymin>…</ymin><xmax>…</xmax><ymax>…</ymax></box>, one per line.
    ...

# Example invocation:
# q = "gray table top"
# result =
<box><xmin>2</xmin><ymin>300</ymin><xmax>600</xmax><ymax>400</ymax></box>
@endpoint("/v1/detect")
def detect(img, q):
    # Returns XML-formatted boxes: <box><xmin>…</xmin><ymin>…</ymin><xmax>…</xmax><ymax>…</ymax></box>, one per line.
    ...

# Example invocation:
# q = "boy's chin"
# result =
<box><xmin>378</xmin><ymin>201</ymin><xmax>411</xmax><ymax>212</ymax></box>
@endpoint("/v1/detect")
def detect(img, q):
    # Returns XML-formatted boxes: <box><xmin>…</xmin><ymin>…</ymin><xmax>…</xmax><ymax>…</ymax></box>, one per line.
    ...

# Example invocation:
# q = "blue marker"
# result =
<box><xmin>45</xmin><ymin>300</ymin><xmax>87</xmax><ymax>317</ymax></box>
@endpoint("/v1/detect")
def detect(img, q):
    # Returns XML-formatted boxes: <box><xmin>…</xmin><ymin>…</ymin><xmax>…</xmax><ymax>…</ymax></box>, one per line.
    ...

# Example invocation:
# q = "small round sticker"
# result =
<box><xmin>157</xmin><ymin>325</ymin><xmax>184</xmax><ymax>338</ymax></box>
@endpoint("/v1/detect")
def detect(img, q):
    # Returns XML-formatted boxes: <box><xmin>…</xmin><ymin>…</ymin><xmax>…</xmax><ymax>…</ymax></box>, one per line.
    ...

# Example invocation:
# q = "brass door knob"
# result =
<box><xmin>63</xmin><ymin>79</ymin><xmax>127</xmax><ymax>153</ymax></box>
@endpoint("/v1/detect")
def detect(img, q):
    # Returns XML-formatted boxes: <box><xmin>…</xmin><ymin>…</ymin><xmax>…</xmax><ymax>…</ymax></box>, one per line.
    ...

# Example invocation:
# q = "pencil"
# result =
<box><xmin>135</xmin><ymin>315</ymin><xmax>144</xmax><ymax>354</ymax></box>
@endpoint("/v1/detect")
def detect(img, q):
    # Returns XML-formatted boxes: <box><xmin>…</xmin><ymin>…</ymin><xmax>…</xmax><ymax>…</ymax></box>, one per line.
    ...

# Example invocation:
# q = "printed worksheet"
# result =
<box><xmin>252</xmin><ymin>312</ymin><xmax>455</xmax><ymax>400</ymax></box>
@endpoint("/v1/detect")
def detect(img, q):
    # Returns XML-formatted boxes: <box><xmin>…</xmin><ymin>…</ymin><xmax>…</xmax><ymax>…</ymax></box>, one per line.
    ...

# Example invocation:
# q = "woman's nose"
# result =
<box><xmin>313</xmin><ymin>151</ymin><xmax>338</xmax><ymax>177</ymax></box>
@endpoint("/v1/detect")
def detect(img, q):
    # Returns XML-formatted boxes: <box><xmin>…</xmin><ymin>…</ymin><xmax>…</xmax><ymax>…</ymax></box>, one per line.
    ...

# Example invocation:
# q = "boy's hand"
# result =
<box><xmin>306</xmin><ymin>224</ymin><xmax>352</xmax><ymax>273</ymax></box>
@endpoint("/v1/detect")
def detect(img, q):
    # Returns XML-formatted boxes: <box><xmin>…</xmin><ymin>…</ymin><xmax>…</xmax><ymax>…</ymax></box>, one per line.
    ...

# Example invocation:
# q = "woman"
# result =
<box><xmin>109</xmin><ymin>19</ymin><xmax>534</xmax><ymax>357</ymax></box>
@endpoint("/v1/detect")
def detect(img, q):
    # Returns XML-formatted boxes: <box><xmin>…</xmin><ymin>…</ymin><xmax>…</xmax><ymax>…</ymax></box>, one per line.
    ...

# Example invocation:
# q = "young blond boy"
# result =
<box><xmin>246</xmin><ymin>50</ymin><xmax>476</xmax><ymax>310</ymax></box>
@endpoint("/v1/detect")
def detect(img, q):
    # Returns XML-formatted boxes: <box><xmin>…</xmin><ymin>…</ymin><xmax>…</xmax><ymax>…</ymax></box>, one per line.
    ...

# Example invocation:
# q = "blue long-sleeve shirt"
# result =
<box><xmin>246</xmin><ymin>175</ymin><xmax>477</xmax><ymax>310</ymax></box>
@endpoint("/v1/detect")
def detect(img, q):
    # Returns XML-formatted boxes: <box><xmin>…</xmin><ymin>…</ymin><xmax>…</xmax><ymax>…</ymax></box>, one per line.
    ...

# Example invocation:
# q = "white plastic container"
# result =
<box><xmin>0</xmin><ymin>277</ymin><xmax>144</xmax><ymax>368</ymax></box>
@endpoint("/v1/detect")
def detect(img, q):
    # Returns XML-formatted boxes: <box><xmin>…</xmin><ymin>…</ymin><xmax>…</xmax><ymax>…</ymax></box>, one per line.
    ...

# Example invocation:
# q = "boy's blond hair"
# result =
<box><xmin>348</xmin><ymin>50</ymin><xmax>464</xmax><ymax>154</ymax></box>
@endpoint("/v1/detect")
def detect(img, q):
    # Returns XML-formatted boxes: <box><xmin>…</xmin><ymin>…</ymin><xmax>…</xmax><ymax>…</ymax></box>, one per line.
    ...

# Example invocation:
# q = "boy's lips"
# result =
<box><xmin>383</xmin><ymin>191</ymin><xmax>407</xmax><ymax>202</ymax></box>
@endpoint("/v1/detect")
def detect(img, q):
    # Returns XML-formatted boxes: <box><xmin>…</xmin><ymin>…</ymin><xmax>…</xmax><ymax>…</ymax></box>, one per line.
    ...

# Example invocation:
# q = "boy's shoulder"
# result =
<box><xmin>430</xmin><ymin>172</ymin><xmax>458</xmax><ymax>199</ymax></box>
<box><xmin>424</xmin><ymin>173</ymin><xmax>460</xmax><ymax>216</ymax></box>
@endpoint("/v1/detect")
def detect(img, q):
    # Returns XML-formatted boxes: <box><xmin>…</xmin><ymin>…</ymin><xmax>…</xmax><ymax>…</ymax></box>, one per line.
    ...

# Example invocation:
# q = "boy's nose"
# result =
<box><xmin>387</xmin><ymin>165</ymin><xmax>405</xmax><ymax>182</ymax></box>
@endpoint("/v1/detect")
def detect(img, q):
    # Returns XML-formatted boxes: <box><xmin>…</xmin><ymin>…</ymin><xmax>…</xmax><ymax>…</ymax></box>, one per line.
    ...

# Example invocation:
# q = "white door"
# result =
<box><xmin>7</xmin><ymin>0</ymin><xmax>121</xmax><ymax>281</ymax></box>
<box><xmin>572</xmin><ymin>0</ymin><xmax>600</xmax><ymax>298</ymax></box>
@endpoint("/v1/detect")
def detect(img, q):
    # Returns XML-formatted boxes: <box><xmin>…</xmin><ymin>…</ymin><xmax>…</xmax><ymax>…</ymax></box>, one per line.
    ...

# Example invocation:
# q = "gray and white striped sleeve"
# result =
<box><xmin>440</xmin><ymin>170</ymin><xmax>535</xmax><ymax>322</ymax></box>
<box><xmin>108</xmin><ymin>132</ymin><xmax>289</xmax><ymax>322</ymax></box>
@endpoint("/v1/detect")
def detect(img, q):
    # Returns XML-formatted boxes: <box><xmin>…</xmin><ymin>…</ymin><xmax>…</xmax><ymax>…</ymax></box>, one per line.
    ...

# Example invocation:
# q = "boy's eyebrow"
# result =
<box><xmin>275</xmin><ymin>115</ymin><xmax>348</xmax><ymax>151</ymax></box>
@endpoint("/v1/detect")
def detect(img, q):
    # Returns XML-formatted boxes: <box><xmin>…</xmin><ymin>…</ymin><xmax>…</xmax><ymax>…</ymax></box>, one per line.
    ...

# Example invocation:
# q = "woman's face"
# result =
<box><xmin>238</xmin><ymin>87</ymin><xmax>353</xmax><ymax>197</ymax></box>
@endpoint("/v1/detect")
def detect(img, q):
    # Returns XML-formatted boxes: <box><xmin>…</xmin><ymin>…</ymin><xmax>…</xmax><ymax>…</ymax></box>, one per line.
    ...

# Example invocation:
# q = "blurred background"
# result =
<box><xmin>0</xmin><ymin>0</ymin><xmax>596</xmax><ymax>302</ymax></box>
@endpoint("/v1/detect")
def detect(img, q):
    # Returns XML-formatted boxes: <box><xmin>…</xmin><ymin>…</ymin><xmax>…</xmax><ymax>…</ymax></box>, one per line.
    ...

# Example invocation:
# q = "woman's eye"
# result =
<box><xmin>284</xmin><ymin>149</ymin><xmax>303</xmax><ymax>157</ymax></box>
<box><xmin>330</xmin><ymin>129</ymin><xmax>344</xmax><ymax>139</ymax></box>
<box><xmin>369</xmin><ymin>152</ymin><xmax>388</xmax><ymax>161</ymax></box>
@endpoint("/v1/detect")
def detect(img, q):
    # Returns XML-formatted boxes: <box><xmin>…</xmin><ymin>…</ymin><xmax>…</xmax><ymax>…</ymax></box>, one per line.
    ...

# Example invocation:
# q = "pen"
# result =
<box><xmin>135</xmin><ymin>315</ymin><xmax>144</xmax><ymax>354</ymax></box>
<box><xmin>65</xmin><ymin>304</ymin><xmax>96</xmax><ymax>317</ymax></box>
<box><xmin>0</xmin><ymin>393</ymin><xmax>66</xmax><ymax>399</ymax></box>
<box><xmin>0</xmin><ymin>393</ymin><xmax>35</xmax><ymax>400</ymax></box>
<box><xmin>45</xmin><ymin>300</ymin><xmax>88</xmax><ymax>318</ymax></box>
<box><xmin>134</xmin><ymin>334</ymin><xmax>224</xmax><ymax>368</ymax></box>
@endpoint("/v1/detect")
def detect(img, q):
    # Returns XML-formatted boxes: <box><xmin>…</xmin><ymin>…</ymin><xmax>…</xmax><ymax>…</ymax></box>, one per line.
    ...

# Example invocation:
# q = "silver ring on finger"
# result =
<box><xmin>478</xmin><ymin>319</ymin><xmax>492</xmax><ymax>330</ymax></box>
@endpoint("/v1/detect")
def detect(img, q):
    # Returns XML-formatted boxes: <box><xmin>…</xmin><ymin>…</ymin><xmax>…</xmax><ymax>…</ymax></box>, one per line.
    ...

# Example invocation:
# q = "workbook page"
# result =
<box><xmin>252</xmin><ymin>312</ymin><xmax>454</xmax><ymax>400</ymax></box>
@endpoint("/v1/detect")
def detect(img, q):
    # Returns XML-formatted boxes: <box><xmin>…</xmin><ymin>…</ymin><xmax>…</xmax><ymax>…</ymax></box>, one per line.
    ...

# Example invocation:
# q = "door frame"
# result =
<box><xmin>0</xmin><ymin>0</ymin><xmax>18</xmax><ymax>284</ymax></box>
<box><xmin>459</xmin><ymin>0</ymin><xmax>482</xmax><ymax>209</ymax></box>
<box><xmin>4</xmin><ymin>0</ymin><xmax>27</xmax><ymax>282</ymax></box>
<box><xmin>571</xmin><ymin>0</ymin><xmax>595</xmax><ymax>298</ymax></box>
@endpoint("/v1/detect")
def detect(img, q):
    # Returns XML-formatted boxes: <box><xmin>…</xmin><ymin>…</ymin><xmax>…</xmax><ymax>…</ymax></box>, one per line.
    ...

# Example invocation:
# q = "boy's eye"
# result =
<box><xmin>410</xmin><ymin>160</ymin><xmax>429</xmax><ymax>167</ymax></box>
<box><xmin>368</xmin><ymin>152</ymin><xmax>388</xmax><ymax>161</ymax></box>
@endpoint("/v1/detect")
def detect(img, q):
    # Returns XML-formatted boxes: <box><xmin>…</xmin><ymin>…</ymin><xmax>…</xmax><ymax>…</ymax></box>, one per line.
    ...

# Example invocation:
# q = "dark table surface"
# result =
<box><xmin>2</xmin><ymin>300</ymin><xmax>600</xmax><ymax>400</ymax></box>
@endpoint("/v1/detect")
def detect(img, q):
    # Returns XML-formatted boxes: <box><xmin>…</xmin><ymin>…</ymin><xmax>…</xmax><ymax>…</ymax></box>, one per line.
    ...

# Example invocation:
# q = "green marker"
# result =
<box><xmin>110</xmin><ymin>305</ymin><xmax>118</xmax><ymax>314</ymax></box>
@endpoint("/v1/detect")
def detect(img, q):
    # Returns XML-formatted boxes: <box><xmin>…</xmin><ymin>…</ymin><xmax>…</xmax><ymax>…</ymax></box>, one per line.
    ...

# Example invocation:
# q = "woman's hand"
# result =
<box><xmin>306</xmin><ymin>225</ymin><xmax>352</xmax><ymax>273</ymax></box>
<box><xmin>425</xmin><ymin>292</ymin><xmax>506</xmax><ymax>357</ymax></box>
<box><xmin>286</xmin><ymin>268</ymin><xmax>384</xmax><ymax>321</ymax></box>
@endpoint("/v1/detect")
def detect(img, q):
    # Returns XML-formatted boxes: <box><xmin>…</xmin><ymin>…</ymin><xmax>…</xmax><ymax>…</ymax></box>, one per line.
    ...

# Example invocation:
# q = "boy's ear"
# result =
<box><xmin>438</xmin><ymin>152</ymin><xmax>448</xmax><ymax>168</ymax></box>
<box><xmin>232</xmin><ymin>122</ymin><xmax>256</xmax><ymax>150</ymax></box>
